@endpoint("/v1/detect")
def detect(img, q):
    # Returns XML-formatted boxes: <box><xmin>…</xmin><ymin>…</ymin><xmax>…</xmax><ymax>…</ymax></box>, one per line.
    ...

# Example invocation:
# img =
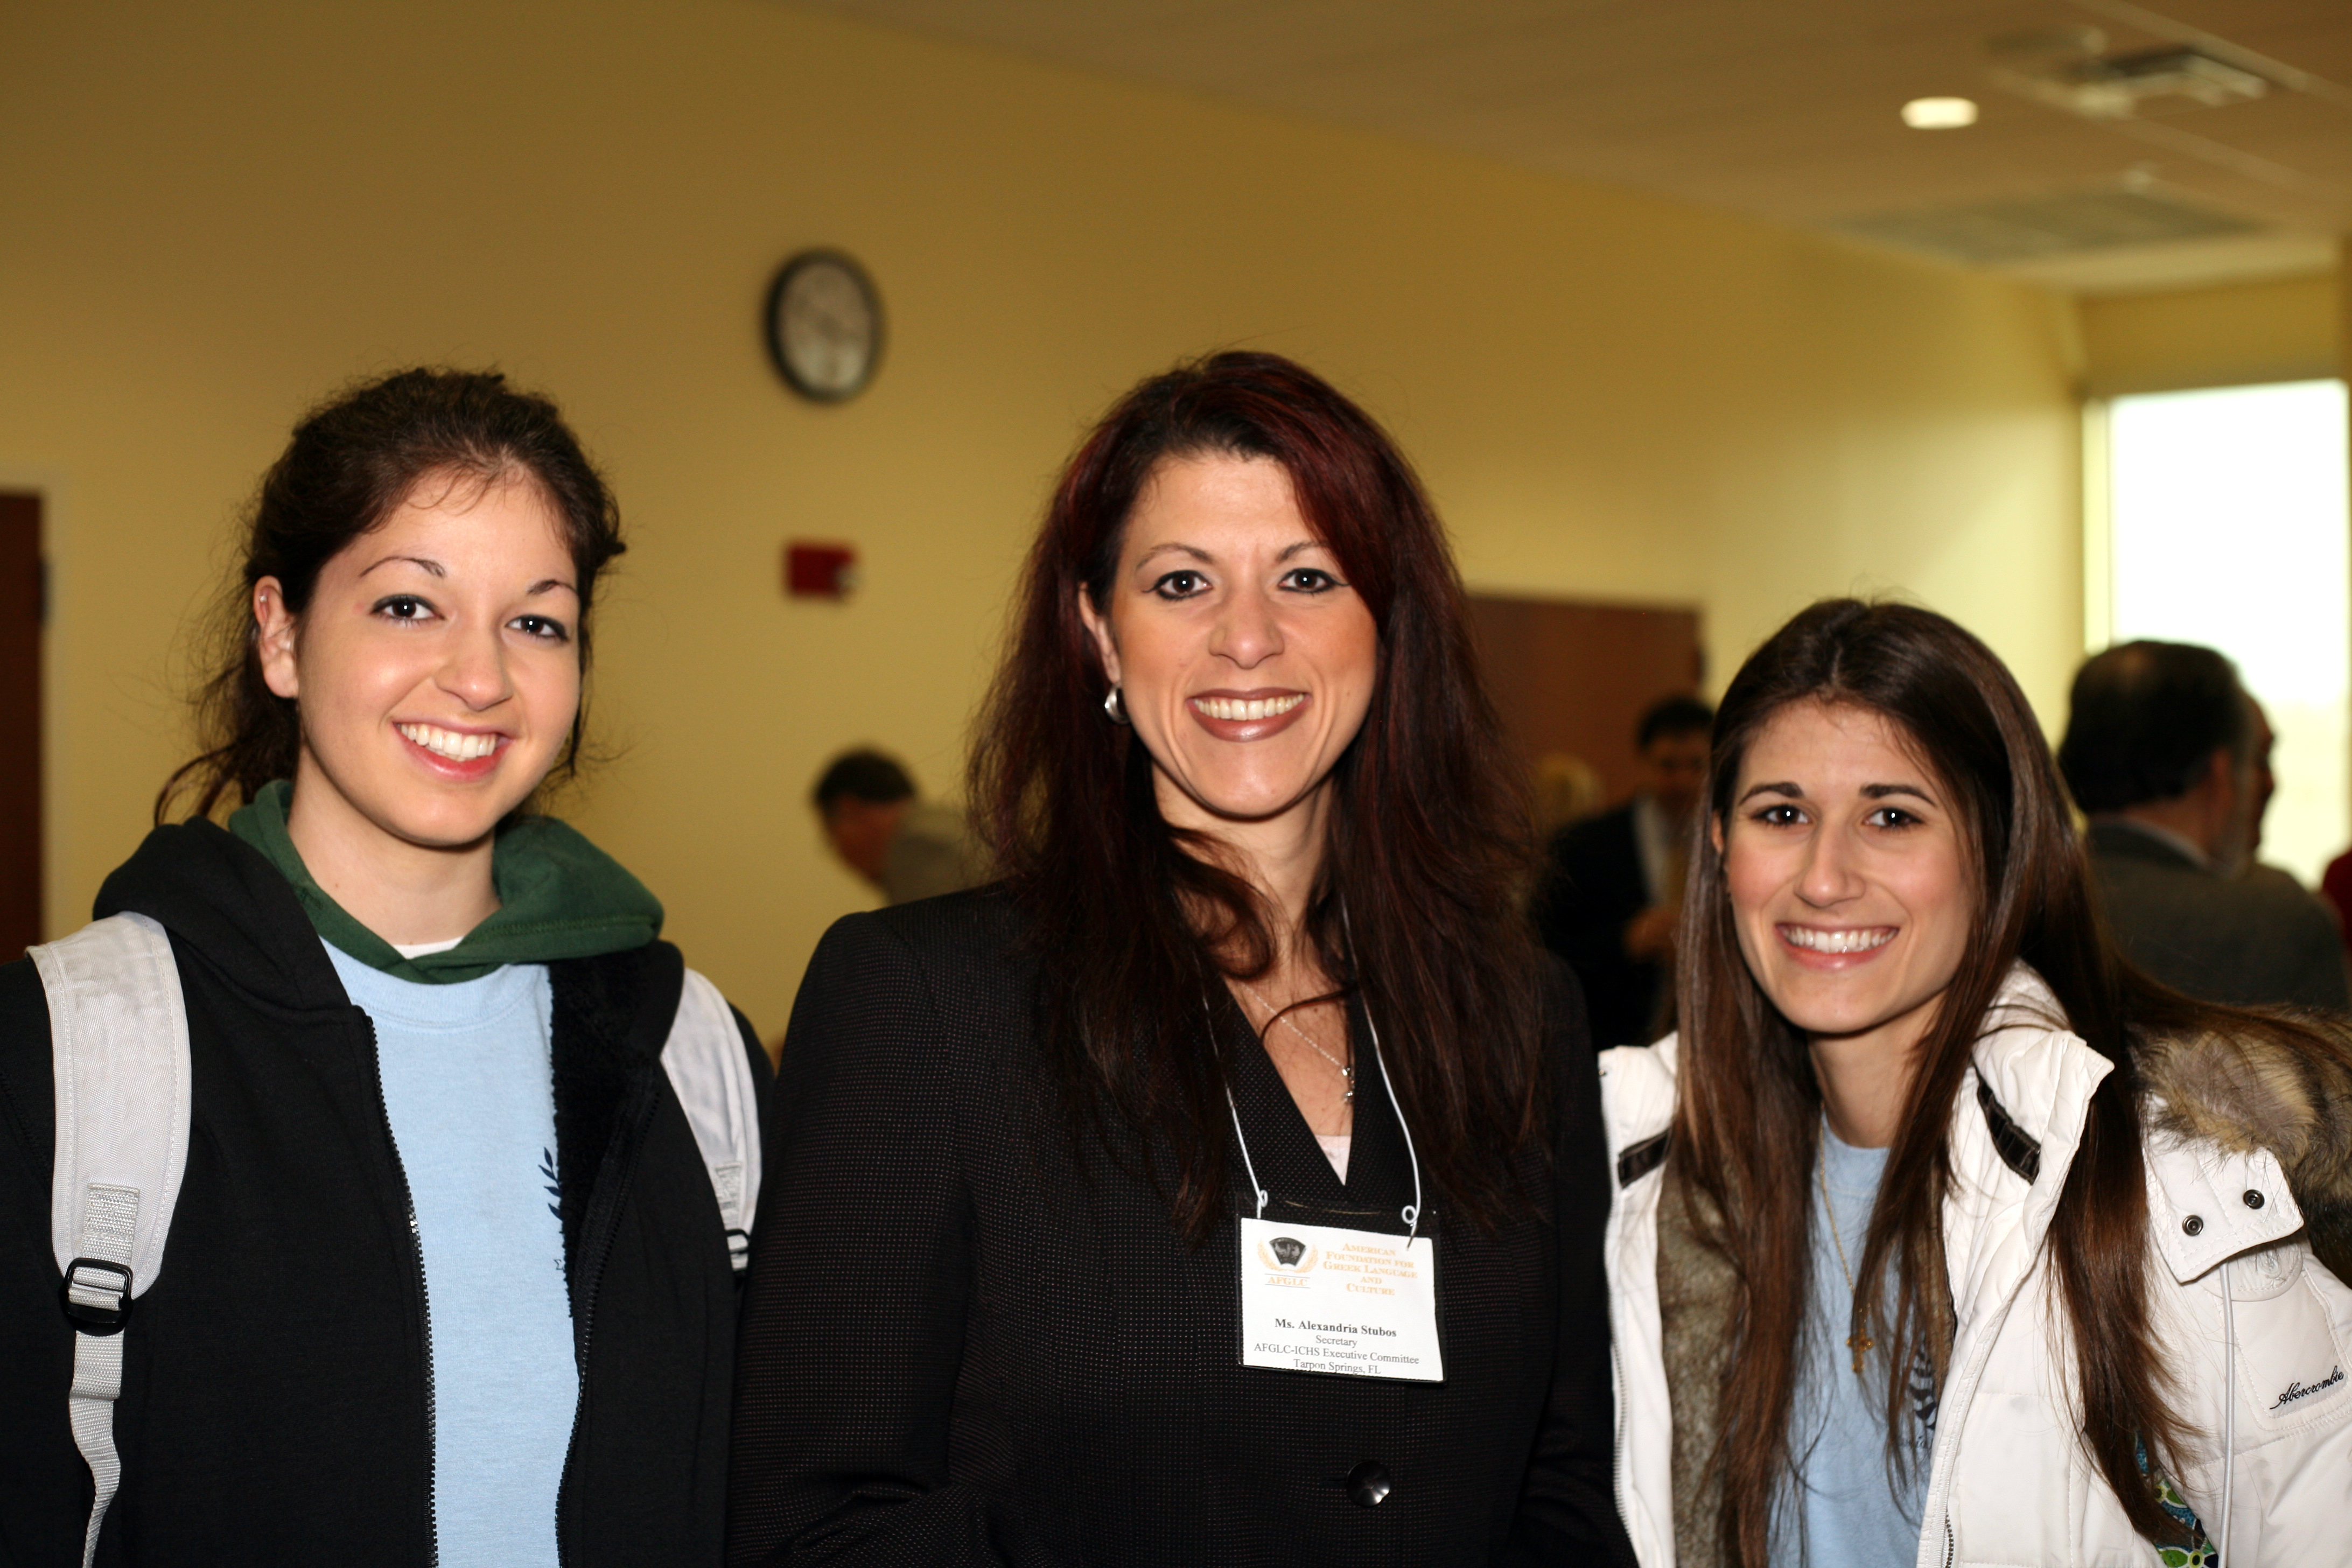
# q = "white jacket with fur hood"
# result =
<box><xmin>1600</xmin><ymin>964</ymin><xmax>2352</xmax><ymax>1568</ymax></box>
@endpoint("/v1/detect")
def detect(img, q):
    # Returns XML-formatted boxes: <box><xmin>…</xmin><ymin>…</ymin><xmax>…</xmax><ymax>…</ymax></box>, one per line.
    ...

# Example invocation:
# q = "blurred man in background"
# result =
<box><xmin>811</xmin><ymin>748</ymin><xmax>988</xmax><ymax>906</ymax></box>
<box><xmin>2059</xmin><ymin>641</ymin><xmax>2348</xmax><ymax>1011</ymax></box>
<box><xmin>1531</xmin><ymin>695</ymin><xmax>1713</xmax><ymax>1049</ymax></box>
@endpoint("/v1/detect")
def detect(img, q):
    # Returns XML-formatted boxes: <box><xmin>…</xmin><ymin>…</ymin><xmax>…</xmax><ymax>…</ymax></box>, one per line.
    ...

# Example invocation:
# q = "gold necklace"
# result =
<box><xmin>1817</xmin><ymin>1147</ymin><xmax>1874</xmax><ymax>1374</ymax></box>
<box><xmin>1236</xmin><ymin>979</ymin><xmax>1354</xmax><ymax>1103</ymax></box>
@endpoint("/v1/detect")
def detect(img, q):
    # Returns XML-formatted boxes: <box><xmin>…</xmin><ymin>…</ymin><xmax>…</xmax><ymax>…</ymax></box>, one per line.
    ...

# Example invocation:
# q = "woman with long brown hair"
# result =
<box><xmin>1603</xmin><ymin>599</ymin><xmax>2352</xmax><ymax>1567</ymax></box>
<box><xmin>729</xmin><ymin>351</ymin><xmax>1634</xmax><ymax>1565</ymax></box>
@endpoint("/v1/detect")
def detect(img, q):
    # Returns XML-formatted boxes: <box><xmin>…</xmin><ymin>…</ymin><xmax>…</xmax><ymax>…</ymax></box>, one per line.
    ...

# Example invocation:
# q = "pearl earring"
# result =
<box><xmin>1103</xmin><ymin>686</ymin><xmax>1130</xmax><ymax>725</ymax></box>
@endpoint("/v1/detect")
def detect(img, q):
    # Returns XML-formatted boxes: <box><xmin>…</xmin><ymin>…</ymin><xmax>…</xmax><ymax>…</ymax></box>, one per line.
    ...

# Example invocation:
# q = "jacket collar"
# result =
<box><xmin>545</xmin><ymin>941</ymin><xmax>685</xmax><ymax>1302</ymax></box>
<box><xmin>1604</xmin><ymin>962</ymin><xmax>2294</xmax><ymax>1270</ymax></box>
<box><xmin>2088</xmin><ymin>815</ymin><xmax>2214</xmax><ymax>874</ymax></box>
<box><xmin>1959</xmin><ymin>963</ymin><xmax>2110</xmax><ymax>1191</ymax></box>
<box><xmin>1602</xmin><ymin>965</ymin><xmax>2108</xmax><ymax>1201</ymax></box>
<box><xmin>2143</xmin><ymin>1131</ymin><xmax>2302</xmax><ymax>1283</ymax></box>
<box><xmin>1955</xmin><ymin>964</ymin><xmax>2315</xmax><ymax>1284</ymax></box>
<box><xmin>2139</xmin><ymin>1019</ymin><xmax>2352</xmax><ymax>1284</ymax></box>
<box><xmin>1599</xmin><ymin>1035</ymin><xmax>1678</xmax><ymax>1186</ymax></box>
<box><xmin>1598</xmin><ymin>969</ymin><xmax>2103</xmax><ymax>1212</ymax></box>
<box><xmin>95</xmin><ymin>818</ymin><xmax>351</xmax><ymax>1013</ymax></box>
<box><xmin>1215</xmin><ymin>985</ymin><xmax>1417</xmax><ymax>1235</ymax></box>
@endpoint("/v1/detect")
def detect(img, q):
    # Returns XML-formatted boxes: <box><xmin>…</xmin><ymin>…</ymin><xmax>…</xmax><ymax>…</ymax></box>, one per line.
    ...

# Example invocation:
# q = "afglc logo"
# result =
<box><xmin>1258</xmin><ymin>1235</ymin><xmax>1318</xmax><ymax>1272</ymax></box>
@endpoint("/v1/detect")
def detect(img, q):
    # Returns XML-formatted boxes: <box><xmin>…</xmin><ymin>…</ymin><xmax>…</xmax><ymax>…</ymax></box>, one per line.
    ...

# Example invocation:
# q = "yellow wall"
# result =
<box><xmin>2077</xmin><ymin>265</ymin><xmax>2344</xmax><ymax>397</ymax></box>
<box><xmin>2</xmin><ymin>0</ymin><xmax>2081</xmax><ymax>1031</ymax></box>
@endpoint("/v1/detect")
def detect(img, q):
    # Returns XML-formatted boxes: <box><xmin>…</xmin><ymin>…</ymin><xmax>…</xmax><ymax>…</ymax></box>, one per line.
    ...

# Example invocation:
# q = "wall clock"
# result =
<box><xmin>765</xmin><ymin>250</ymin><xmax>883</xmax><ymax>403</ymax></box>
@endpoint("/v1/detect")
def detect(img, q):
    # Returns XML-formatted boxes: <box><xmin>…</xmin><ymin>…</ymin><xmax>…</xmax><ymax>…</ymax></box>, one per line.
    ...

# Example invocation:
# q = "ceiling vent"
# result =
<box><xmin>1834</xmin><ymin>188</ymin><xmax>2260</xmax><ymax>265</ymax></box>
<box><xmin>1993</xmin><ymin>43</ymin><xmax>2269</xmax><ymax>120</ymax></box>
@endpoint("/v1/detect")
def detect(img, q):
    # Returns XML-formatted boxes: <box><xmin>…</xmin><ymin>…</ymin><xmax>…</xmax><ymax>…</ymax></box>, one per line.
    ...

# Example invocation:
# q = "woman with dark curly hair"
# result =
<box><xmin>729</xmin><ymin>351</ymin><xmax>1633</xmax><ymax>1566</ymax></box>
<box><xmin>2</xmin><ymin>369</ymin><xmax>768</xmax><ymax>1567</ymax></box>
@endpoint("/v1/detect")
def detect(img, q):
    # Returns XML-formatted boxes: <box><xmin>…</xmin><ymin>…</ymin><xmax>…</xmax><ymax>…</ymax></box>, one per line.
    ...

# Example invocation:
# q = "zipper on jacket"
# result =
<box><xmin>1909</xmin><ymin>1070</ymin><xmax>2062</xmax><ymax>1568</ymax></box>
<box><xmin>551</xmin><ymin>1097</ymin><xmax>641</xmax><ymax>1565</ymax></box>
<box><xmin>359</xmin><ymin>1013</ymin><xmax>440</xmax><ymax>1567</ymax></box>
<box><xmin>1609</xmin><ymin>1333</ymin><xmax>1630</xmax><ymax>1548</ymax></box>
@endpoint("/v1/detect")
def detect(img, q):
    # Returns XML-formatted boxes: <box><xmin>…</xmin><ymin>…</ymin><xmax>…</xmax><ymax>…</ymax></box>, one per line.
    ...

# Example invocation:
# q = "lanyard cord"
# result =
<box><xmin>1361</xmin><ymin>1004</ymin><xmax>1424</xmax><ymax>1240</ymax></box>
<box><xmin>1208</xmin><ymin>992</ymin><xmax>1272</xmax><ymax>1218</ymax></box>
<box><xmin>1224</xmin><ymin>1079</ymin><xmax>1269</xmax><ymax>1220</ymax></box>
<box><xmin>1212</xmin><ymin>990</ymin><xmax>1425</xmax><ymax>1242</ymax></box>
<box><xmin>1341</xmin><ymin>899</ymin><xmax>1422</xmax><ymax>1238</ymax></box>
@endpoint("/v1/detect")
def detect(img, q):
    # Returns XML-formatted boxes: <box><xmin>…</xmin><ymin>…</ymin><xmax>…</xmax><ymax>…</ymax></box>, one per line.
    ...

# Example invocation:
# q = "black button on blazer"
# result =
<box><xmin>727</xmin><ymin>890</ymin><xmax>1633</xmax><ymax>1567</ymax></box>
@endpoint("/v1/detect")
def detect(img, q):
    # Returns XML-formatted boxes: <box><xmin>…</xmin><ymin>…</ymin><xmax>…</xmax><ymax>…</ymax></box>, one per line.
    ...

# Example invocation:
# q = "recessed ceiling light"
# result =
<box><xmin>1902</xmin><ymin>97</ymin><xmax>1979</xmax><ymax>129</ymax></box>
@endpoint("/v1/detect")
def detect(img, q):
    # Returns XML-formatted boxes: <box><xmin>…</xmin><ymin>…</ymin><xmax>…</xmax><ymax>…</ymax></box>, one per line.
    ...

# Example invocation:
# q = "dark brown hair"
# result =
<box><xmin>1675</xmin><ymin>598</ymin><xmax>2346</xmax><ymax>1560</ymax></box>
<box><xmin>970</xmin><ymin>350</ymin><xmax>1546</xmax><ymax>1238</ymax></box>
<box><xmin>2058</xmin><ymin>639</ymin><xmax>2253</xmax><ymax>813</ymax></box>
<box><xmin>159</xmin><ymin>368</ymin><xmax>625</xmax><ymax>822</ymax></box>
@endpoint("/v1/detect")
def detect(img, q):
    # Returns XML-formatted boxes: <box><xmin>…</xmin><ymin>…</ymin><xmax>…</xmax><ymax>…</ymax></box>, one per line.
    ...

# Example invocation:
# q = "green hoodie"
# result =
<box><xmin>228</xmin><ymin>779</ymin><xmax>664</xmax><ymax>984</ymax></box>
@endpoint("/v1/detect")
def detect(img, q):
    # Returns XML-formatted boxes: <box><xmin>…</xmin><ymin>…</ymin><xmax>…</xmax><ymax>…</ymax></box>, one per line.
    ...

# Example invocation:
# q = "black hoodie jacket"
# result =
<box><xmin>0</xmin><ymin>820</ymin><xmax>771</xmax><ymax>1566</ymax></box>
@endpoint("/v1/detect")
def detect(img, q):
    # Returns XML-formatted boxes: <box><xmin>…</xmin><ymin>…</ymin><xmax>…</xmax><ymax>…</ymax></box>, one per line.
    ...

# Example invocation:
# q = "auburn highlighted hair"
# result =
<box><xmin>970</xmin><ymin>350</ymin><xmax>1548</xmax><ymax>1238</ymax></box>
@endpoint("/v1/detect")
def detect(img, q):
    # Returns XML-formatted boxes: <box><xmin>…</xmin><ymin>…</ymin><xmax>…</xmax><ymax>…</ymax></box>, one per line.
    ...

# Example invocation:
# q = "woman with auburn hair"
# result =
<box><xmin>729</xmin><ymin>351</ymin><xmax>1634</xmax><ymax>1565</ymax></box>
<box><xmin>1602</xmin><ymin>599</ymin><xmax>2352</xmax><ymax>1568</ymax></box>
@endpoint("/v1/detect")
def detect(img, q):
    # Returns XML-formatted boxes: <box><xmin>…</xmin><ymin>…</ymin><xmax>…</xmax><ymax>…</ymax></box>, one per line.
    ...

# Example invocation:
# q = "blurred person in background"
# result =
<box><xmin>811</xmin><ymin>746</ymin><xmax>987</xmax><ymax>905</ymax></box>
<box><xmin>730</xmin><ymin>351</ymin><xmax>1633</xmax><ymax>1566</ymax></box>
<box><xmin>1531</xmin><ymin>695</ymin><xmax>1713</xmax><ymax>1049</ymax></box>
<box><xmin>1532</xmin><ymin>751</ymin><xmax>1607</xmax><ymax>842</ymax></box>
<box><xmin>2057</xmin><ymin>640</ymin><xmax>2348</xmax><ymax>1011</ymax></box>
<box><xmin>2321</xmin><ymin>842</ymin><xmax>2352</xmax><ymax>958</ymax></box>
<box><xmin>2232</xmin><ymin>696</ymin><xmax>2347</xmax><ymax>930</ymax></box>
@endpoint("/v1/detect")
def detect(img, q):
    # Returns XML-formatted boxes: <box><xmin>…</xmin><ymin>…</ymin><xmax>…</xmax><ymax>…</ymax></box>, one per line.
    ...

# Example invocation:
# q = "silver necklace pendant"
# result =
<box><xmin>1238</xmin><ymin>978</ymin><xmax>1354</xmax><ymax>1098</ymax></box>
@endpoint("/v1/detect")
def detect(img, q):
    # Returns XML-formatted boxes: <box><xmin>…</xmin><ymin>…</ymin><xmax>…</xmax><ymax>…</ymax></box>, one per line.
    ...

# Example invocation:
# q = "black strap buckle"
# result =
<box><xmin>61</xmin><ymin>1257</ymin><xmax>132</xmax><ymax>1335</ymax></box>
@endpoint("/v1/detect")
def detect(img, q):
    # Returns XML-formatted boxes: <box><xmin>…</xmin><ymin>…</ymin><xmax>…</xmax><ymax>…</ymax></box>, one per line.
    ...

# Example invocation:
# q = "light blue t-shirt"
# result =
<box><xmin>1774</xmin><ymin>1126</ymin><xmax>1930</xmax><ymax>1567</ymax></box>
<box><xmin>327</xmin><ymin>943</ymin><xmax>577</xmax><ymax>1567</ymax></box>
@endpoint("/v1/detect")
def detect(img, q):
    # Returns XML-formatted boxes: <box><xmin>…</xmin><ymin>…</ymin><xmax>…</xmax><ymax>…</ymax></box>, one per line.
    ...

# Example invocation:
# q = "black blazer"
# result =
<box><xmin>1529</xmin><ymin>803</ymin><xmax>1661</xmax><ymax>1051</ymax></box>
<box><xmin>728</xmin><ymin>890</ymin><xmax>1632</xmax><ymax>1567</ymax></box>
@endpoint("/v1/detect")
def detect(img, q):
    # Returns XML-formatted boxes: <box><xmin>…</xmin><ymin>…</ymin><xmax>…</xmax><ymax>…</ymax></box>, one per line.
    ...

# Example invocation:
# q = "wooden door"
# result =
<box><xmin>0</xmin><ymin>493</ymin><xmax>39</xmax><ymax>955</ymax></box>
<box><xmin>1467</xmin><ymin>594</ymin><xmax>1704</xmax><ymax>809</ymax></box>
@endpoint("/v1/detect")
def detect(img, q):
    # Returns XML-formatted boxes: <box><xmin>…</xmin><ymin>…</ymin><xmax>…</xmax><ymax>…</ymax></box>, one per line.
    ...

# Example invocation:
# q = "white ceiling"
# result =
<box><xmin>793</xmin><ymin>0</ymin><xmax>2351</xmax><ymax>293</ymax></box>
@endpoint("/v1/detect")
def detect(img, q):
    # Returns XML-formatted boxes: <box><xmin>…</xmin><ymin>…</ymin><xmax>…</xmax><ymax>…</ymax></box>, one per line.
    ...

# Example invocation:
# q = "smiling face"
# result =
<box><xmin>257</xmin><ymin>470</ymin><xmax>583</xmax><ymax>870</ymax></box>
<box><xmin>1078</xmin><ymin>452</ymin><xmax>1378</xmax><ymax>847</ymax></box>
<box><xmin>1720</xmin><ymin>700</ymin><xmax>1974</xmax><ymax>1064</ymax></box>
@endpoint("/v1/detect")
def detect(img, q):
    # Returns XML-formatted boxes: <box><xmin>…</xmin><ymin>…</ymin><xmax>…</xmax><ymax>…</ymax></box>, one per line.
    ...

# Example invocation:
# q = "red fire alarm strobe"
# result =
<box><xmin>785</xmin><ymin>541</ymin><xmax>858</xmax><ymax>600</ymax></box>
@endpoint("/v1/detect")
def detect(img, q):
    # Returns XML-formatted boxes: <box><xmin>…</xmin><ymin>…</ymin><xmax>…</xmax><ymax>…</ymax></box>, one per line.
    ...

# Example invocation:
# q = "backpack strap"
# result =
<box><xmin>659</xmin><ymin>968</ymin><xmax>762</xmax><ymax>1273</ymax></box>
<box><xmin>30</xmin><ymin>911</ymin><xmax>194</xmax><ymax>1568</ymax></box>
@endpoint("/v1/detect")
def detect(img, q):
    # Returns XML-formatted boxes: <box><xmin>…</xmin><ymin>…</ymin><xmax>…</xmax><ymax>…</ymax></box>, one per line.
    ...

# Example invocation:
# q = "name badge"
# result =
<box><xmin>1237</xmin><ymin>1215</ymin><xmax>1444</xmax><ymax>1381</ymax></box>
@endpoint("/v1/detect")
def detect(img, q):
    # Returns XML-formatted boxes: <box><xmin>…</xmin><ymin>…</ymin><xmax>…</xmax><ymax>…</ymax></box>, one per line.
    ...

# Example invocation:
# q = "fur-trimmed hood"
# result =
<box><xmin>1601</xmin><ymin>966</ymin><xmax>2352</xmax><ymax>1568</ymax></box>
<box><xmin>2144</xmin><ymin>1025</ymin><xmax>2352</xmax><ymax>1287</ymax></box>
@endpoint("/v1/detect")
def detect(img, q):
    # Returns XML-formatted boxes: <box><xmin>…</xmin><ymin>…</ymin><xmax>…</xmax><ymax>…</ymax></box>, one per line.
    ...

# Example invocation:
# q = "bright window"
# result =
<box><xmin>2094</xmin><ymin>379</ymin><xmax>2351</xmax><ymax>884</ymax></box>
